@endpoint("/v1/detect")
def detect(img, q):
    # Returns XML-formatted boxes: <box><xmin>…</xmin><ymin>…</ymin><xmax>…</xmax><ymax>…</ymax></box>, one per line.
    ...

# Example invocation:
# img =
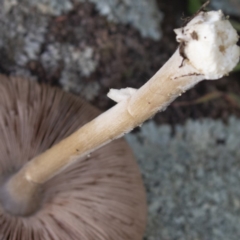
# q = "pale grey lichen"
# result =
<box><xmin>41</xmin><ymin>43</ymin><xmax>99</xmax><ymax>100</ymax></box>
<box><xmin>28</xmin><ymin>0</ymin><xmax>73</xmax><ymax>16</ymax></box>
<box><xmin>0</xmin><ymin>0</ymin><xmax>100</xmax><ymax>100</ymax></box>
<box><xmin>10</xmin><ymin>0</ymin><xmax>163</xmax><ymax>40</ymax></box>
<box><xmin>126</xmin><ymin>117</ymin><xmax>240</xmax><ymax>240</ymax></box>
<box><xmin>77</xmin><ymin>0</ymin><xmax>163</xmax><ymax>40</ymax></box>
<box><xmin>0</xmin><ymin>0</ymin><xmax>48</xmax><ymax>74</ymax></box>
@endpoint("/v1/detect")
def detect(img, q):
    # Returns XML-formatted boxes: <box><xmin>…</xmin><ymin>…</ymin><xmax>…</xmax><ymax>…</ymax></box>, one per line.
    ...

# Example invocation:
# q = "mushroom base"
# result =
<box><xmin>0</xmin><ymin>174</ymin><xmax>42</xmax><ymax>216</ymax></box>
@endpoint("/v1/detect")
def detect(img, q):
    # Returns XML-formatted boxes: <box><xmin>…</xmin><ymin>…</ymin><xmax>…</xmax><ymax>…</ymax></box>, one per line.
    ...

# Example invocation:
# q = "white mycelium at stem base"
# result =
<box><xmin>174</xmin><ymin>10</ymin><xmax>240</xmax><ymax>80</ymax></box>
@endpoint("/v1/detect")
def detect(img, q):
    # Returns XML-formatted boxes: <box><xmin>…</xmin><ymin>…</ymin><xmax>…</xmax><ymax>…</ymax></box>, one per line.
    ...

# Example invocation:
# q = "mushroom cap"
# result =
<box><xmin>0</xmin><ymin>75</ymin><xmax>147</xmax><ymax>239</ymax></box>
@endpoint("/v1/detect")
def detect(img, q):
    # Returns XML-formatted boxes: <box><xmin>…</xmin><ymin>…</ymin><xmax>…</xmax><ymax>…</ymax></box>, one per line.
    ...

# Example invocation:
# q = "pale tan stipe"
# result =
<box><xmin>11</xmin><ymin>49</ymin><xmax>204</xmax><ymax>187</ymax></box>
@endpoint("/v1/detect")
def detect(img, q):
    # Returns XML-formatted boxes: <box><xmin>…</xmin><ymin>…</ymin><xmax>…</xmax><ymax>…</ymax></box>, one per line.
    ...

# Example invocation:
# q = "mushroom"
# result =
<box><xmin>0</xmin><ymin>75</ymin><xmax>147</xmax><ymax>239</ymax></box>
<box><xmin>0</xmin><ymin>8</ymin><xmax>239</xmax><ymax>240</ymax></box>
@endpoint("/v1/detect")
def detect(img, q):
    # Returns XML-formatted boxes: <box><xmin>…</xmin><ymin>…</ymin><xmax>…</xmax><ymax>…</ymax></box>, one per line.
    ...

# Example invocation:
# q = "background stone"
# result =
<box><xmin>126</xmin><ymin>117</ymin><xmax>240</xmax><ymax>240</ymax></box>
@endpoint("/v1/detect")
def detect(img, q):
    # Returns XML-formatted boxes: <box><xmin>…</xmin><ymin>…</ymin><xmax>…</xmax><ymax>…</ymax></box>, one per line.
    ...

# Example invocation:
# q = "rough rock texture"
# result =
<box><xmin>40</xmin><ymin>43</ymin><xmax>99</xmax><ymax>100</ymax></box>
<box><xmin>77</xmin><ymin>0</ymin><xmax>163</xmax><ymax>40</ymax></box>
<box><xmin>126</xmin><ymin>117</ymin><xmax>240</xmax><ymax>240</ymax></box>
<box><xmin>0</xmin><ymin>0</ymin><xmax>100</xmax><ymax>99</ymax></box>
<box><xmin>0</xmin><ymin>0</ymin><xmax>48</xmax><ymax>77</ymax></box>
<box><xmin>26</xmin><ymin>0</ymin><xmax>163</xmax><ymax>40</ymax></box>
<box><xmin>28</xmin><ymin>0</ymin><xmax>73</xmax><ymax>15</ymax></box>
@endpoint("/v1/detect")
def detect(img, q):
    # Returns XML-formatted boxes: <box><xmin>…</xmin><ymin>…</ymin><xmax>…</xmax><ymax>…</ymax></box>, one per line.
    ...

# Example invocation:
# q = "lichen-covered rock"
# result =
<box><xmin>10</xmin><ymin>0</ymin><xmax>163</xmax><ymax>40</ymax></box>
<box><xmin>0</xmin><ymin>0</ymin><xmax>100</xmax><ymax>100</ymax></box>
<box><xmin>28</xmin><ymin>0</ymin><xmax>73</xmax><ymax>16</ymax></box>
<box><xmin>0</xmin><ymin>1</ymin><xmax>48</xmax><ymax>74</ymax></box>
<box><xmin>126</xmin><ymin>117</ymin><xmax>240</xmax><ymax>240</ymax></box>
<box><xmin>77</xmin><ymin>0</ymin><xmax>163</xmax><ymax>40</ymax></box>
<box><xmin>41</xmin><ymin>43</ymin><xmax>99</xmax><ymax>99</ymax></box>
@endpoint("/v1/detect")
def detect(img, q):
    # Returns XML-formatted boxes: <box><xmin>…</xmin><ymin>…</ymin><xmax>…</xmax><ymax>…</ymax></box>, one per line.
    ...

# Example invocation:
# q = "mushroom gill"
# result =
<box><xmin>0</xmin><ymin>75</ymin><xmax>146</xmax><ymax>240</ymax></box>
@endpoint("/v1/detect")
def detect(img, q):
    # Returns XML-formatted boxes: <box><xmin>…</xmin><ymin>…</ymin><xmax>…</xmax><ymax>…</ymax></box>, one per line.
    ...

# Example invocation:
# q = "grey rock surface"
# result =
<box><xmin>0</xmin><ymin>0</ymin><xmax>48</xmax><ymax>74</ymax></box>
<box><xmin>126</xmin><ymin>117</ymin><xmax>240</xmax><ymax>240</ymax></box>
<box><xmin>77</xmin><ymin>0</ymin><xmax>163</xmax><ymax>40</ymax></box>
<box><xmin>41</xmin><ymin>44</ymin><xmax>99</xmax><ymax>100</ymax></box>
<box><xmin>0</xmin><ymin>0</ymin><xmax>100</xmax><ymax>99</ymax></box>
<box><xmin>26</xmin><ymin>0</ymin><xmax>163</xmax><ymax>40</ymax></box>
<box><xmin>28</xmin><ymin>0</ymin><xmax>73</xmax><ymax>16</ymax></box>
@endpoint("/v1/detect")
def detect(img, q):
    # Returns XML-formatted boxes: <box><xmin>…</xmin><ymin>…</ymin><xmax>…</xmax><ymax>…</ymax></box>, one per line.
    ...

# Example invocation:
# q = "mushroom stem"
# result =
<box><xmin>5</xmin><ymin>10</ymin><xmax>240</xmax><ymax>216</ymax></box>
<box><xmin>10</xmin><ymin>50</ymin><xmax>203</xmax><ymax>185</ymax></box>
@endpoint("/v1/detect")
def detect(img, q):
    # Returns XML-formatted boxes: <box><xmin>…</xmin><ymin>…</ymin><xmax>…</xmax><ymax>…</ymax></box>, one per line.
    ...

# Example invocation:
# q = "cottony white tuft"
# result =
<box><xmin>174</xmin><ymin>10</ymin><xmax>240</xmax><ymax>79</ymax></box>
<box><xmin>107</xmin><ymin>87</ymin><xmax>137</xmax><ymax>103</ymax></box>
